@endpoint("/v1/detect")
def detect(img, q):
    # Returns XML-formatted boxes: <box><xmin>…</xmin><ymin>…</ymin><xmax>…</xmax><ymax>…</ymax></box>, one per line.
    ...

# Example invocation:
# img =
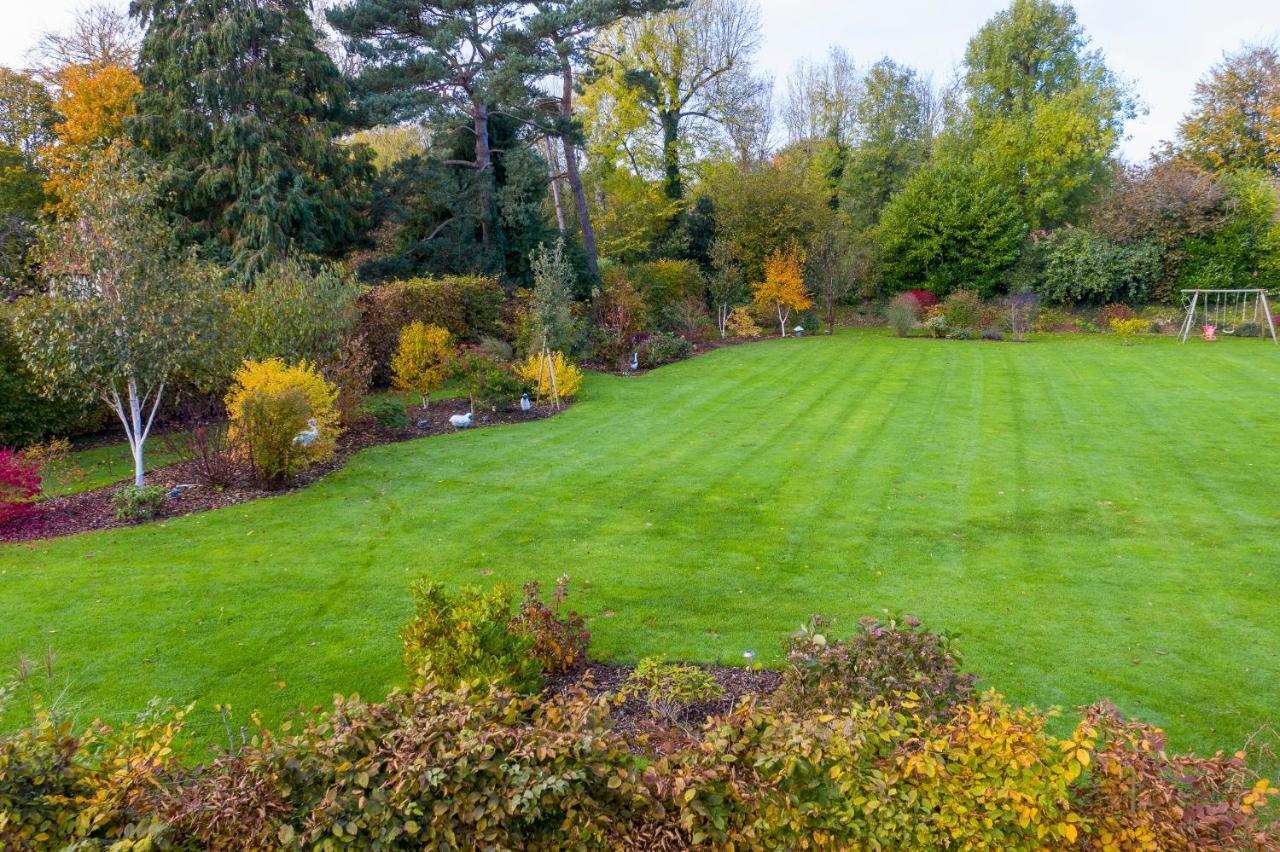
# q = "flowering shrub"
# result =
<box><xmin>775</xmin><ymin>614</ymin><xmax>977</xmax><ymax>720</ymax></box>
<box><xmin>0</xmin><ymin>448</ymin><xmax>40</xmax><ymax>526</ymax></box>
<box><xmin>726</xmin><ymin>306</ymin><xmax>762</xmax><ymax>337</ymax></box>
<box><xmin>923</xmin><ymin>306</ymin><xmax>951</xmax><ymax>338</ymax></box>
<box><xmin>516</xmin><ymin>350</ymin><xmax>583</xmax><ymax>402</ymax></box>
<box><xmin>402</xmin><ymin>579</ymin><xmax>542</xmax><ymax>693</ymax></box>
<box><xmin>225</xmin><ymin>358</ymin><xmax>340</xmax><ymax>486</ymax></box>
<box><xmin>1110</xmin><ymin>317</ymin><xmax>1152</xmax><ymax>345</ymax></box>
<box><xmin>620</xmin><ymin>658</ymin><xmax>723</xmax><ymax>727</ymax></box>
<box><xmin>509</xmin><ymin>576</ymin><xmax>590</xmax><ymax>674</ymax></box>
<box><xmin>636</xmin><ymin>332</ymin><xmax>693</xmax><ymax>368</ymax></box>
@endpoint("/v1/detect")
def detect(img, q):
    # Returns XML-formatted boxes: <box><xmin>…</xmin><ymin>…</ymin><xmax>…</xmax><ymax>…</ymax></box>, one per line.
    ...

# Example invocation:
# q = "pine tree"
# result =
<box><xmin>130</xmin><ymin>0</ymin><xmax>374</xmax><ymax>278</ymax></box>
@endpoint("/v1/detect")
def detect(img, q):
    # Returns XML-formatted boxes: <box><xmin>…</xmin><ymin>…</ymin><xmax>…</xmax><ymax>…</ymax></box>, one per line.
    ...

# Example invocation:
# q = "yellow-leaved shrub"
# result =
<box><xmin>391</xmin><ymin>321</ymin><xmax>452</xmax><ymax>408</ymax></box>
<box><xmin>225</xmin><ymin>358</ymin><xmax>340</xmax><ymax>486</ymax></box>
<box><xmin>516</xmin><ymin>351</ymin><xmax>582</xmax><ymax>401</ymax></box>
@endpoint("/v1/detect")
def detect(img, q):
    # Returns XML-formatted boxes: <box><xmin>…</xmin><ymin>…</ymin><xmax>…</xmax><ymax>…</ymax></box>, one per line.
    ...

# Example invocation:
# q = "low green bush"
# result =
<box><xmin>111</xmin><ymin>484</ymin><xmax>168</xmax><ymax>522</ymax></box>
<box><xmin>620</xmin><ymin>657</ymin><xmax>723</xmax><ymax>726</ymax></box>
<box><xmin>636</xmin><ymin>332</ymin><xmax>693</xmax><ymax>368</ymax></box>
<box><xmin>402</xmin><ymin>579</ymin><xmax>542</xmax><ymax>692</ymax></box>
<box><xmin>360</xmin><ymin>395</ymin><xmax>411</xmax><ymax>429</ymax></box>
<box><xmin>941</xmin><ymin>288</ymin><xmax>983</xmax><ymax>330</ymax></box>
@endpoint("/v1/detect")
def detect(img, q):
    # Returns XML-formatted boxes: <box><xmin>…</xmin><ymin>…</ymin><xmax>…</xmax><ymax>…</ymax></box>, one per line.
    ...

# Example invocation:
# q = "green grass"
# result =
<box><xmin>2</xmin><ymin>331</ymin><xmax>1277</xmax><ymax>756</ymax></box>
<box><xmin>43</xmin><ymin>439</ymin><xmax>187</xmax><ymax>497</ymax></box>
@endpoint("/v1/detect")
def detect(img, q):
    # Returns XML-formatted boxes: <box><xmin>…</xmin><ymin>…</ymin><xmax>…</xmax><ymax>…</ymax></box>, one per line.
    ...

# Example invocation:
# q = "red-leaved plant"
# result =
<box><xmin>0</xmin><ymin>448</ymin><xmax>41</xmax><ymax>526</ymax></box>
<box><xmin>907</xmin><ymin>289</ymin><xmax>939</xmax><ymax>315</ymax></box>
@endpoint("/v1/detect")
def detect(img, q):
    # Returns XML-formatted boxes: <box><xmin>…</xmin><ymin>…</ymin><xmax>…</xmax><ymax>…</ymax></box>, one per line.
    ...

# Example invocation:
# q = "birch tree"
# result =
<box><xmin>14</xmin><ymin>155</ymin><xmax>225</xmax><ymax>487</ymax></box>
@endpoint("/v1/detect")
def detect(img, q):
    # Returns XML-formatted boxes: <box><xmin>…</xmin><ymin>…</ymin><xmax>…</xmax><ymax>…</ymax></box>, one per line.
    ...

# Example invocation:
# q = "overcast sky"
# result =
<box><xmin>2</xmin><ymin>0</ymin><xmax>1276</xmax><ymax>162</ymax></box>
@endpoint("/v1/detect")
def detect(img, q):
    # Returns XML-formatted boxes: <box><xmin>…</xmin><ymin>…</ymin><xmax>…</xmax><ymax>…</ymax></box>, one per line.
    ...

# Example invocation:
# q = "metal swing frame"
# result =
<box><xmin>1178</xmin><ymin>289</ymin><xmax>1278</xmax><ymax>344</ymax></box>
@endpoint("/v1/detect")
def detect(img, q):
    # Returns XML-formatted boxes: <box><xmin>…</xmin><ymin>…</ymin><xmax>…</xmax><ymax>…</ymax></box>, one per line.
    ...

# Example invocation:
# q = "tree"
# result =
<box><xmin>1174</xmin><ymin>44</ymin><xmax>1280</xmax><ymax>177</ymax></box>
<box><xmin>527</xmin><ymin>238</ymin><xmax>576</xmax><ymax>352</ymax></box>
<box><xmin>707</xmin><ymin>237</ymin><xmax>746</xmax><ymax>337</ymax></box>
<box><xmin>392</xmin><ymin>322</ymin><xmax>453</xmax><ymax>411</ymax></box>
<box><xmin>328</xmin><ymin>0</ymin><xmax>536</xmax><ymax>264</ymax></box>
<box><xmin>781</xmin><ymin>46</ymin><xmax>860</xmax><ymax>148</ymax></box>
<box><xmin>13</xmin><ymin>156</ymin><xmax>225</xmax><ymax>487</ymax></box>
<box><xmin>877</xmin><ymin>161</ymin><xmax>1026</xmax><ymax>297</ymax></box>
<box><xmin>839</xmin><ymin>58</ymin><xmax>934</xmax><ymax>229</ymax></box>
<box><xmin>28</xmin><ymin>2</ymin><xmax>141</xmax><ymax>83</ymax></box>
<box><xmin>0</xmin><ymin>68</ymin><xmax>57</xmax><ymax>158</ymax></box>
<box><xmin>948</xmin><ymin>0</ymin><xmax>1135</xmax><ymax>228</ymax></box>
<box><xmin>752</xmin><ymin>244</ymin><xmax>811</xmax><ymax>336</ymax></box>
<box><xmin>583</xmin><ymin>0</ymin><xmax>763</xmax><ymax>199</ymax></box>
<box><xmin>525</xmin><ymin>0</ymin><xmax>682</xmax><ymax>275</ymax></box>
<box><xmin>41</xmin><ymin>63</ymin><xmax>140</xmax><ymax>219</ymax></box>
<box><xmin>131</xmin><ymin>0</ymin><xmax>374</xmax><ymax>278</ymax></box>
<box><xmin>806</xmin><ymin>226</ymin><xmax>857</xmax><ymax>333</ymax></box>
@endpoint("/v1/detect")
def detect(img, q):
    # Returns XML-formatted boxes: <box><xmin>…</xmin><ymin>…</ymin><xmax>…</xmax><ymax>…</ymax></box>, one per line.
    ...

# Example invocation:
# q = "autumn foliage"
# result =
<box><xmin>391</xmin><ymin>321</ymin><xmax>452</xmax><ymax>409</ymax></box>
<box><xmin>752</xmin><ymin>244</ymin><xmax>812</xmax><ymax>336</ymax></box>
<box><xmin>0</xmin><ymin>448</ymin><xmax>41</xmax><ymax>526</ymax></box>
<box><xmin>225</xmin><ymin>358</ymin><xmax>340</xmax><ymax>485</ymax></box>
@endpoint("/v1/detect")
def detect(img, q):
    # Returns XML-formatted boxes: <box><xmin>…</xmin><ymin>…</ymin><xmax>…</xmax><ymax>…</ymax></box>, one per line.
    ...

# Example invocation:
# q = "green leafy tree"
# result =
<box><xmin>1174</xmin><ymin>44</ymin><xmax>1280</xmax><ymax>177</ymax></box>
<box><xmin>130</xmin><ymin>0</ymin><xmax>374</xmax><ymax>278</ymax></box>
<box><xmin>13</xmin><ymin>156</ymin><xmax>227</xmax><ymax>487</ymax></box>
<box><xmin>582</xmin><ymin>0</ymin><xmax>763</xmax><ymax>200</ymax></box>
<box><xmin>839</xmin><ymin>58</ymin><xmax>934</xmax><ymax>229</ymax></box>
<box><xmin>946</xmin><ymin>0</ymin><xmax>1135</xmax><ymax>229</ymax></box>
<box><xmin>0</xmin><ymin>68</ymin><xmax>57</xmax><ymax>159</ymax></box>
<box><xmin>877</xmin><ymin>161</ymin><xmax>1026</xmax><ymax>297</ymax></box>
<box><xmin>328</xmin><ymin>0</ymin><xmax>538</xmax><ymax>268</ymax></box>
<box><xmin>528</xmin><ymin>238</ymin><xmax>576</xmax><ymax>353</ymax></box>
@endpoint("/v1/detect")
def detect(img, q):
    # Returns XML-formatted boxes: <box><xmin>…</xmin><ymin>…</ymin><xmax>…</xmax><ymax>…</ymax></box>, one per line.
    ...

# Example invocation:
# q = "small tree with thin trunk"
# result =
<box><xmin>392</xmin><ymin>321</ymin><xmax>453</xmax><ymax>411</ymax></box>
<box><xmin>806</xmin><ymin>227</ymin><xmax>856</xmax><ymax>335</ymax></box>
<box><xmin>14</xmin><ymin>154</ymin><xmax>225</xmax><ymax>487</ymax></box>
<box><xmin>708</xmin><ymin>237</ymin><xmax>747</xmax><ymax>338</ymax></box>
<box><xmin>752</xmin><ymin>244</ymin><xmax>811</xmax><ymax>337</ymax></box>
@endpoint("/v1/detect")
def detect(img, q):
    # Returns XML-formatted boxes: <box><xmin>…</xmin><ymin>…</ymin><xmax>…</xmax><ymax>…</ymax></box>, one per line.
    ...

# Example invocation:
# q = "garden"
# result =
<box><xmin>3</xmin><ymin>0</ymin><xmax>1280</xmax><ymax>845</ymax></box>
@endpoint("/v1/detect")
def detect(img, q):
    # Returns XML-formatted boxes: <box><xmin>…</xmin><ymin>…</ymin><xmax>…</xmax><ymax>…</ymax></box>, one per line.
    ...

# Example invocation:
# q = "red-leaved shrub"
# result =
<box><xmin>0</xmin><ymin>447</ymin><xmax>40</xmax><ymax>526</ymax></box>
<box><xmin>907</xmin><ymin>289</ymin><xmax>939</xmax><ymax>314</ymax></box>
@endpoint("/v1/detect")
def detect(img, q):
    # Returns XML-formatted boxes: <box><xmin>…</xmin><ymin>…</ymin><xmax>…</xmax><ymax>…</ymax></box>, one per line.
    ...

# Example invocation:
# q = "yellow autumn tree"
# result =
<box><xmin>752</xmin><ymin>244</ymin><xmax>812</xmax><ymax>337</ymax></box>
<box><xmin>391</xmin><ymin>322</ymin><xmax>453</xmax><ymax>410</ymax></box>
<box><xmin>41</xmin><ymin>63</ymin><xmax>141</xmax><ymax>219</ymax></box>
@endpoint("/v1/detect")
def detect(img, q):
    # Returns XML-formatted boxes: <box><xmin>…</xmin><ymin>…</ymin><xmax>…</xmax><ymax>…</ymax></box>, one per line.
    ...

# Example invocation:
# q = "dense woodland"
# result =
<box><xmin>1</xmin><ymin>0</ymin><xmax>1279</xmax><ymax>448</ymax></box>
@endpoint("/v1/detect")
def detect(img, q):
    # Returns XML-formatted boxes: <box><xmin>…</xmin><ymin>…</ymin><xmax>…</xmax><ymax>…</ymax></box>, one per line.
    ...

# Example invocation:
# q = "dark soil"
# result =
<box><xmin>583</xmin><ymin>332</ymin><xmax>800</xmax><ymax>377</ymax></box>
<box><xmin>543</xmin><ymin>662</ymin><xmax>782</xmax><ymax>751</ymax></box>
<box><xmin>2</xmin><ymin>398</ymin><xmax>562</xmax><ymax>545</ymax></box>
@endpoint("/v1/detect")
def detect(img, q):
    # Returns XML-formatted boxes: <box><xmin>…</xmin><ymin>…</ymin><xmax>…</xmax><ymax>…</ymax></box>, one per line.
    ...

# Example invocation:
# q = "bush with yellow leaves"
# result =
<box><xmin>225</xmin><ymin>358</ymin><xmax>340</xmax><ymax>487</ymax></box>
<box><xmin>391</xmin><ymin>321</ymin><xmax>452</xmax><ymax>410</ymax></box>
<box><xmin>726</xmin><ymin>306</ymin><xmax>762</xmax><ymax>338</ymax></box>
<box><xmin>516</xmin><ymin>350</ymin><xmax>582</xmax><ymax>402</ymax></box>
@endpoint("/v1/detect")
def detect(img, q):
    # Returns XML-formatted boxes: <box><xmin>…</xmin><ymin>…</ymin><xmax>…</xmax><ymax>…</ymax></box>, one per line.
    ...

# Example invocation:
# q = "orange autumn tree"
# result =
<box><xmin>41</xmin><ymin>63</ymin><xmax>141</xmax><ymax>219</ymax></box>
<box><xmin>752</xmin><ymin>244</ymin><xmax>812</xmax><ymax>336</ymax></box>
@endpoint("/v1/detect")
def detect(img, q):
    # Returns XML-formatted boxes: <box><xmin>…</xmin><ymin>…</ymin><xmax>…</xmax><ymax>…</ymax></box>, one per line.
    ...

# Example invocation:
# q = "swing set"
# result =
<box><xmin>1178</xmin><ymin>289</ymin><xmax>1278</xmax><ymax>344</ymax></box>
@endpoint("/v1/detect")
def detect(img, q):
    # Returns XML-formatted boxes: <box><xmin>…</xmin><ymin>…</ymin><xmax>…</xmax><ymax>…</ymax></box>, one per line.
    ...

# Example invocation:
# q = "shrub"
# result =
<box><xmin>0</xmin><ymin>310</ymin><xmax>100</xmax><ymax>448</ymax></box>
<box><xmin>360</xmin><ymin>395</ymin><xmax>411</xmax><ymax>429</ymax></box>
<box><xmin>0</xmin><ymin>448</ymin><xmax>40</xmax><ymax>526</ymax></box>
<box><xmin>906</xmin><ymin>288</ymin><xmax>938</xmax><ymax>313</ymax></box>
<box><xmin>111</xmin><ymin>484</ymin><xmax>168</xmax><ymax>522</ymax></box>
<box><xmin>1034</xmin><ymin>305</ymin><xmax>1078</xmax><ymax>332</ymax></box>
<box><xmin>231</xmin><ymin>258</ymin><xmax>362</xmax><ymax>366</ymax></box>
<box><xmin>636</xmin><ymin>332</ymin><xmax>693</xmax><ymax>368</ymax></box>
<box><xmin>328</xmin><ymin>333</ymin><xmax>375</xmax><ymax>427</ymax></box>
<box><xmin>356</xmin><ymin>275</ymin><xmax>503</xmax><ymax>383</ymax></box>
<box><xmin>1097</xmin><ymin>303</ymin><xmax>1137</xmax><ymax>327</ymax></box>
<box><xmin>225</xmin><ymin>359</ymin><xmax>340</xmax><ymax>487</ymax></box>
<box><xmin>726</xmin><ymin>306</ymin><xmax>762</xmax><ymax>338</ymax></box>
<box><xmin>940</xmin><ymin>288</ymin><xmax>983</xmax><ymax>330</ymax></box>
<box><xmin>161</xmin><ymin>420</ymin><xmax>239</xmax><ymax>488</ymax></box>
<box><xmin>1037</xmin><ymin>228</ymin><xmax>1161</xmax><ymax>305</ymax></box>
<box><xmin>981</xmin><ymin>327</ymin><xmax>1004</xmax><ymax>341</ymax></box>
<box><xmin>18</xmin><ymin>438</ymin><xmax>72</xmax><ymax>496</ymax></box>
<box><xmin>885</xmin><ymin>293</ymin><xmax>920</xmax><ymax>336</ymax></box>
<box><xmin>450</xmin><ymin>347</ymin><xmax>528</xmax><ymax>412</ymax></box>
<box><xmin>947</xmin><ymin>327</ymin><xmax>977</xmax><ymax>340</ymax></box>
<box><xmin>923</xmin><ymin>306</ymin><xmax>950</xmax><ymax>338</ymax></box>
<box><xmin>516</xmin><ymin>350</ymin><xmax>583</xmax><ymax>402</ymax></box>
<box><xmin>1110</xmin><ymin>316</ymin><xmax>1152</xmax><ymax>345</ymax></box>
<box><xmin>620</xmin><ymin>658</ymin><xmax>724</xmax><ymax>727</ymax></box>
<box><xmin>608</xmin><ymin>259</ymin><xmax>703</xmax><ymax>331</ymax></box>
<box><xmin>774</xmin><ymin>614</ymin><xmax>976</xmax><ymax>720</ymax></box>
<box><xmin>391</xmin><ymin>321</ymin><xmax>452</xmax><ymax>410</ymax></box>
<box><xmin>401</xmin><ymin>579</ymin><xmax>542</xmax><ymax>692</ymax></box>
<box><xmin>509</xmin><ymin>577</ymin><xmax>590</xmax><ymax>675</ymax></box>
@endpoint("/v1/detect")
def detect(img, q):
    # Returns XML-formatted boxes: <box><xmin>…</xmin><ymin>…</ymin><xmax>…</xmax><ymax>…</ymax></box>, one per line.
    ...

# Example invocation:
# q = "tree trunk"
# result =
<box><xmin>545</xmin><ymin>136</ymin><xmax>567</xmax><ymax>233</ymax></box>
<box><xmin>660</xmin><ymin>110</ymin><xmax>682</xmax><ymax>200</ymax></box>
<box><xmin>559</xmin><ymin>62</ymin><xmax>598</xmax><ymax>276</ymax></box>
<box><xmin>826</xmin><ymin>297</ymin><xmax>836</xmax><ymax>334</ymax></box>
<box><xmin>109</xmin><ymin>377</ymin><xmax>165</xmax><ymax>488</ymax></box>
<box><xmin>778</xmin><ymin>306</ymin><xmax>788</xmax><ymax>337</ymax></box>
<box><xmin>474</xmin><ymin>102</ymin><xmax>494</xmax><ymax>250</ymax></box>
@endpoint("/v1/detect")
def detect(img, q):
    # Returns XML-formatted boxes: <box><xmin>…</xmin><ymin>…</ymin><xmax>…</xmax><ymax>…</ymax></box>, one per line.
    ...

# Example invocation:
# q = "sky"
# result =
<box><xmin>1</xmin><ymin>0</ymin><xmax>1276</xmax><ymax>162</ymax></box>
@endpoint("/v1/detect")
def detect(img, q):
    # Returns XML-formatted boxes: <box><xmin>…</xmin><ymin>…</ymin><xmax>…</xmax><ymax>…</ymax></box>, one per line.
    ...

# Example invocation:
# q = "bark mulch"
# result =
<box><xmin>2</xmin><ymin>398</ymin><xmax>562</xmax><ymax>545</ymax></box>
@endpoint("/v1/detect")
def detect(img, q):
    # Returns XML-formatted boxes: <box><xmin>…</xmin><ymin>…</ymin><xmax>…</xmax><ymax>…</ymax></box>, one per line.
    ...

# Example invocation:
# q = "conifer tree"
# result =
<box><xmin>129</xmin><ymin>0</ymin><xmax>374</xmax><ymax>278</ymax></box>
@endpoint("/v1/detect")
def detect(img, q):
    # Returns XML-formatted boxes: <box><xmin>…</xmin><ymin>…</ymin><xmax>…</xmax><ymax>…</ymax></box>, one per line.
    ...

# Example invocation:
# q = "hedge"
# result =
<box><xmin>356</xmin><ymin>275</ymin><xmax>503</xmax><ymax>383</ymax></box>
<box><xmin>0</xmin><ymin>308</ymin><xmax>101</xmax><ymax>448</ymax></box>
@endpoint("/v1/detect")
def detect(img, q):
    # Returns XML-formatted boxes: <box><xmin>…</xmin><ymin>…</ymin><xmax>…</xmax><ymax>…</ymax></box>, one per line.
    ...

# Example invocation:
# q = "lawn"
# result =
<box><xmin>2</xmin><ymin>330</ymin><xmax>1277</xmax><ymax>757</ymax></box>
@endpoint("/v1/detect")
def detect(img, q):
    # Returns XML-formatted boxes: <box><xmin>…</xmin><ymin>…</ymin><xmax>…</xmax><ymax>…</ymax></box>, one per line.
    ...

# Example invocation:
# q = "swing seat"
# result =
<box><xmin>1202</xmin><ymin>325</ymin><xmax>1217</xmax><ymax>341</ymax></box>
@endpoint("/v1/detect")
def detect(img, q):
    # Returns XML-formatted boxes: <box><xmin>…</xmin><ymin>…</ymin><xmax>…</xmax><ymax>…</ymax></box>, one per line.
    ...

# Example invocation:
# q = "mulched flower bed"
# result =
<box><xmin>583</xmin><ymin>333</ymin><xmax>802</xmax><ymax>377</ymax></box>
<box><xmin>544</xmin><ymin>662</ymin><xmax>782</xmax><ymax>751</ymax></box>
<box><xmin>2</xmin><ymin>398</ymin><xmax>563</xmax><ymax>545</ymax></box>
